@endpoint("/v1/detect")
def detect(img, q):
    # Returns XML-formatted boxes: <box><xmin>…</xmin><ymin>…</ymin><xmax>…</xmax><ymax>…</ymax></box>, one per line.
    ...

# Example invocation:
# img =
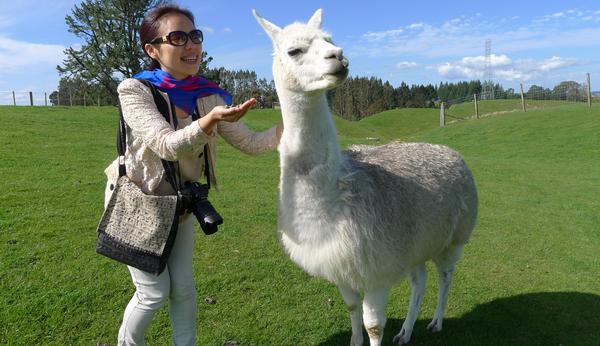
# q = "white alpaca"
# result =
<box><xmin>253</xmin><ymin>9</ymin><xmax>478</xmax><ymax>346</ymax></box>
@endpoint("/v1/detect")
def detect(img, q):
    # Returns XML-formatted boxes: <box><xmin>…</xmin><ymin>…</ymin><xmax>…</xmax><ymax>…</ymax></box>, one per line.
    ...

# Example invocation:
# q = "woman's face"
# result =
<box><xmin>145</xmin><ymin>13</ymin><xmax>202</xmax><ymax>80</ymax></box>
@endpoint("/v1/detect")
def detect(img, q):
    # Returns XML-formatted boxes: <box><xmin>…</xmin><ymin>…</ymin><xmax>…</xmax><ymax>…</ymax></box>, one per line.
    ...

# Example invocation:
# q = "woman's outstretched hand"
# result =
<box><xmin>198</xmin><ymin>98</ymin><xmax>257</xmax><ymax>133</ymax></box>
<box><xmin>211</xmin><ymin>98</ymin><xmax>257</xmax><ymax>122</ymax></box>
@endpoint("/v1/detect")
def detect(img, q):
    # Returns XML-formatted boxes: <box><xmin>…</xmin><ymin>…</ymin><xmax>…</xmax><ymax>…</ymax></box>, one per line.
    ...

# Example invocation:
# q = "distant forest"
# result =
<box><xmin>51</xmin><ymin>67</ymin><xmax>588</xmax><ymax>121</ymax></box>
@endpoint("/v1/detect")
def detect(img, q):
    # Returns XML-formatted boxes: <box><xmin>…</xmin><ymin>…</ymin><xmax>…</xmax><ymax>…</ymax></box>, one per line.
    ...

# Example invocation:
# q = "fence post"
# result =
<box><xmin>12</xmin><ymin>91</ymin><xmax>16</xmax><ymax>106</ymax></box>
<box><xmin>69</xmin><ymin>92</ymin><xmax>73</xmax><ymax>107</ymax></box>
<box><xmin>29</xmin><ymin>92</ymin><xmax>33</xmax><ymax>106</ymax></box>
<box><xmin>474</xmin><ymin>94</ymin><xmax>479</xmax><ymax>119</ymax></box>
<box><xmin>98</xmin><ymin>95</ymin><xmax>100</xmax><ymax>107</ymax></box>
<box><xmin>84</xmin><ymin>94</ymin><xmax>86</xmax><ymax>107</ymax></box>
<box><xmin>45</xmin><ymin>92</ymin><xmax>47</xmax><ymax>106</ymax></box>
<box><xmin>587</xmin><ymin>73</ymin><xmax>592</xmax><ymax>108</ymax></box>
<box><xmin>58</xmin><ymin>92</ymin><xmax>60</xmax><ymax>106</ymax></box>
<box><xmin>440</xmin><ymin>102</ymin><xmax>445</xmax><ymax>127</ymax></box>
<box><xmin>520</xmin><ymin>83</ymin><xmax>526</xmax><ymax>112</ymax></box>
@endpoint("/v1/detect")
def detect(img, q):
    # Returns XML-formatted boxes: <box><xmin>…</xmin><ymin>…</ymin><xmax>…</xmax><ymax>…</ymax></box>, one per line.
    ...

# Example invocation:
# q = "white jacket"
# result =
<box><xmin>104</xmin><ymin>78</ymin><xmax>278</xmax><ymax>195</ymax></box>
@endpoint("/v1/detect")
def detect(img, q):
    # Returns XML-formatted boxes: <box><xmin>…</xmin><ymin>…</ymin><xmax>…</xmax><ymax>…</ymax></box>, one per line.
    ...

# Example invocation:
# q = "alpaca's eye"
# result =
<box><xmin>287</xmin><ymin>48</ymin><xmax>303</xmax><ymax>57</ymax></box>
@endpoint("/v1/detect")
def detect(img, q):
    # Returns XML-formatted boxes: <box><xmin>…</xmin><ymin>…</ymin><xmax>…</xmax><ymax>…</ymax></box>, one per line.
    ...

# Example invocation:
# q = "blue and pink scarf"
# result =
<box><xmin>134</xmin><ymin>69</ymin><xmax>232</xmax><ymax>115</ymax></box>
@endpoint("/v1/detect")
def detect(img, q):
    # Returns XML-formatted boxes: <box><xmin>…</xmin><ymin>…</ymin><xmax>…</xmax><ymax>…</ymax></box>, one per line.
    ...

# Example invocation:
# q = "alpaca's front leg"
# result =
<box><xmin>362</xmin><ymin>288</ymin><xmax>390</xmax><ymax>346</ymax></box>
<box><xmin>339</xmin><ymin>285</ymin><xmax>363</xmax><ymax>346</ymax></box>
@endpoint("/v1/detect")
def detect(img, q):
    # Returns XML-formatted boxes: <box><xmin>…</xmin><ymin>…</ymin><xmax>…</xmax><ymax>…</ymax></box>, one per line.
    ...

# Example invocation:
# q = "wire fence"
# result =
<box><xmin>441</xmin><ymin>73</ymin><xmax>595</xmax><ymax>126</ymax></box>
<box><xmin>0</xmin><ymin>90</ymin><xmax>114</xmax><ymax>107</ymax></box>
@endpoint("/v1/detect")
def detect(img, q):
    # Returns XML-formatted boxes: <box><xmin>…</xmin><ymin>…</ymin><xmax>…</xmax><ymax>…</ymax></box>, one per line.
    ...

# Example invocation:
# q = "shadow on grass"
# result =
<box><xmin>319</xmin><ymin>292</ymin><xmax>600</xmax><ymax>345</ymax></box>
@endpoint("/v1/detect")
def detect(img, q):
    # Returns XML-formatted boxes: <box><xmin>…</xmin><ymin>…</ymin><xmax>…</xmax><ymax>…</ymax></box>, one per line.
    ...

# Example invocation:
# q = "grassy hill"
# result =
<box><xmin>239</xmin><ymin>107</ymin><xmax>441</xmax><ymax>146</ymax></box>
<box><xmin>0</xmin><ymin>102</ymin><xmax>598</xmax><ymax>345</ymax></box>
<box><xmin>335</xmin><ymin>108</ymin><xmax>439</xmax><ymax>145</ymax></box>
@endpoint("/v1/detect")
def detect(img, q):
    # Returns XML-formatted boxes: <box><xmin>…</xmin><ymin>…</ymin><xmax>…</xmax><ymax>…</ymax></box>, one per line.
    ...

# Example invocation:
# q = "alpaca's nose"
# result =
<box><xmin>325</xmin><ymin>47</ymin><xmax>344</xmax><ymax>61</ymax></box>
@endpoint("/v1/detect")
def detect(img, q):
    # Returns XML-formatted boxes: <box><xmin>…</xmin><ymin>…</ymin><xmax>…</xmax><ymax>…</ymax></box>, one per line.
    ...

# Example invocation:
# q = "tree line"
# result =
<box><xmin>327</xmin><ymin>78</ymin><xmax>437</xmax><ymax>121</ymax></box>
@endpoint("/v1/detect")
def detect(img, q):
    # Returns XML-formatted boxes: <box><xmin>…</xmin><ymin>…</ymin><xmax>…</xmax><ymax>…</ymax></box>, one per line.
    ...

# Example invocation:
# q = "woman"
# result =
<box><xmin>103</xmin><ymin>4</ymin><xmax>281</xmax><ymax>345</ymax></box>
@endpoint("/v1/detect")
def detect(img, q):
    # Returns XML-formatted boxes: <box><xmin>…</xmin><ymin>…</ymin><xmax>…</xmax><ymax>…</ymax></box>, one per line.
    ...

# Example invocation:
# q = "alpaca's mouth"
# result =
<box><xmin>325</xmin><ymin>66</ymin><xmax>349</xmax><ymax>80</ymax></box>
<box><xmin>324</xmin><ymin>58</ymin><xmax>349</xmax><ymax>80</ymax></box>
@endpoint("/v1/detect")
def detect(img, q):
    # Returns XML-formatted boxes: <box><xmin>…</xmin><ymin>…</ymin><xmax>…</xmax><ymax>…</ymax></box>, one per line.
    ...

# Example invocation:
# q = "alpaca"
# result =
<box><xmin>253</xmin><ymin>9</ymin><xmax>478</xmax><ymax>346</ymax></box>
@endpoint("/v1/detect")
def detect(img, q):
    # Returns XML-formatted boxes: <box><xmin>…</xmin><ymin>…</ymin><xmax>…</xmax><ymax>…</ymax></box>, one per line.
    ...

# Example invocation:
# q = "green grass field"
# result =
<box><xmin>1</xmin><ymin>102</ymin><xmax>598</xmax><ymax>345</ymax></box>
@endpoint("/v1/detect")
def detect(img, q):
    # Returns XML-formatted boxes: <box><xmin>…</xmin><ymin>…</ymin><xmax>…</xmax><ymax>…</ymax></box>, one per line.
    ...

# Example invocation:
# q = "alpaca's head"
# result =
<box><xmin>253</xmin><ymin>9</ymin><xmax>349</xmax><ymax>93</ymax></box>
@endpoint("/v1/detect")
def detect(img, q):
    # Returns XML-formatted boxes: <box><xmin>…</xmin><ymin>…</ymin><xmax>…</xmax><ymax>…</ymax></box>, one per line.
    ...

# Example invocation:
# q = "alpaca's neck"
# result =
<box><xmin>277</xmin><ymin>87</ymin><xmax>344</xmax><ymax>242</ymax></box>
<box><xmin>278</xmin><ymin>88</ymin><xmax>341</xmax><ymax>171</ymax></box>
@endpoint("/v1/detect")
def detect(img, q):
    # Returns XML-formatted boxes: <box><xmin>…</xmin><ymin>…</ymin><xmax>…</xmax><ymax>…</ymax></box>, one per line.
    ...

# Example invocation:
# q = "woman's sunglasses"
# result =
<box><xmin>150</xmin><ymin>29</ymin><xmax>203</xmax><ymax>46</ymax></box>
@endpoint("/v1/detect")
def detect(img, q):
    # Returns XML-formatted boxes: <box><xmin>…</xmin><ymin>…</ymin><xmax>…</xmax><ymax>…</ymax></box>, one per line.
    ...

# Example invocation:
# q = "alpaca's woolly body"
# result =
<box><xmin>277</xmin><ymin>95</ymin><xmax>477</xmax><ymax>292</ymax></box>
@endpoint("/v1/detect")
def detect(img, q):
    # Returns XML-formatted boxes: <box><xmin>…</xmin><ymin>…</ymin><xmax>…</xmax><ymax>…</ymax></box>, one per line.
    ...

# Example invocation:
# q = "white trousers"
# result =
<box><xmin>106</xmin><ymin>182</ymin><xmax>197</xmax><ymax>346</ymax></box>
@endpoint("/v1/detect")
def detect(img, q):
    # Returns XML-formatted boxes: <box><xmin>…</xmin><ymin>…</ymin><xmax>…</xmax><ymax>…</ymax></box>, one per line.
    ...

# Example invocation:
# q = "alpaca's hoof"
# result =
<box><xmin>393</xmin><ymin>328</ymin><xmax>411</xmax><ymax>345</ymax></box>
<box><xmin>426</xmin><ymin>318</ymin><xmax>442</xmax><ymax>332</ymax></box>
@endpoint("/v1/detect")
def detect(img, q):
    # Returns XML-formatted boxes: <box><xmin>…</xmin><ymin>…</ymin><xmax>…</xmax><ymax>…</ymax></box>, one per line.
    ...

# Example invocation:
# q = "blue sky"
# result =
<box><xmin>1</xmin><ymin>0</ymin><xmax>599</xmax><ymax>97</ymax></box>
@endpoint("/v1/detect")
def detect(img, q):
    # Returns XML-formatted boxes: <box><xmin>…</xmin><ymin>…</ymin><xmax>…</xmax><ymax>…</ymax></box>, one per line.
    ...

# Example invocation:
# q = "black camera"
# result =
<box><xmin>179</xmin><ymin>181</ymin><xmax>223</xmax><ymax>235</ymax></box>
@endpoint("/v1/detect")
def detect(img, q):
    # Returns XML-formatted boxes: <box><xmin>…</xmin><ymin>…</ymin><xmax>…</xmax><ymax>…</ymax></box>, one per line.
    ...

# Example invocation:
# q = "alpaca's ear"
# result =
<box><xmin>307</xmin><ymin>9</ymin><xmax>322</xmax><ymax>29</ymax></box>
<box><xmin>253</xmin><ymin>9</ymin><xmax>281</xmax><ymax>42</ymax></box>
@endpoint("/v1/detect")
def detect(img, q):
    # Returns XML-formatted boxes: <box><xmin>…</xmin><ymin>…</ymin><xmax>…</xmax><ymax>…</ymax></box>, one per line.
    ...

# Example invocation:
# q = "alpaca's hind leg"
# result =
<box><xmin>428</xmin><ymin>244</ymin><xmax>465</xmax><ymax>332</ymax></box>
<box><xmin>338</xmin><ymin>285</ymin><xmax>364</xmax><ymax>346</ymax></box>
<box><xmin>393</xmin><ymin>264</ymin><xmax>427</xmax><ymax>345</ymax></box>
<box><xmin>362</xmin><ymin>287</ymin><xmax>390</xmax><ymax>346</ymax></box>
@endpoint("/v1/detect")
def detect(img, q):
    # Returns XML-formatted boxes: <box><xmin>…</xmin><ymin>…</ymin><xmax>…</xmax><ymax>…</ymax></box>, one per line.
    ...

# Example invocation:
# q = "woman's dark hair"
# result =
<box><xmin>140</xmin><ymin>5</ymin><xmax>195</xmax><ymax>70</ymax></box>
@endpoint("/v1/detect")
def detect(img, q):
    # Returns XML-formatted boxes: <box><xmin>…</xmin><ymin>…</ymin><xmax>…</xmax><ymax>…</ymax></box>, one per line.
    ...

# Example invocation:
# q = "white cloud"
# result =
<box><xmin>538</xmin><ymin>56</ymin><xmax>578</xmax><ymax>71</ymax></box>
<box><xmin>200</xmin><ymin>26</ymin><xmax>214</xmax><ymax>34</ymax></box>
<box><xmin>361</xmin><ymin>28</ymin><xmax>403</xmax><ymax>41</ymax></box>
<box><xmin>460</xmin><ymin>54</ymin><xmax>512</xmax><ymax>68</ymax></box>
<box><xmin>352</xmin><ymin>8</ymin><xmax>600</xmax><ymax>59</ymax></box>
<box><xmin>442</xmin><ymin>17</ymin><xmax>468</xmax><ymax>33</ymax></box>
<box><xmin>395</xmin><ymin>61</ymin><xmax>418</xmax><ymax>70</ymax></box>
<box><xmin>533</xmin><ymin>8</ymin><xmax>600</xmax><ymax>24</ymax></box>
<box><xmin>436</xmin><ymin>55</ymin><xmax>580</xmax><ymax>81</ymax></box>
<box><xmin>223</xmin><ymin>27</ymin><xmax>232</xmax><ymax>33</ymax></box>
<box><xmin>0</xmin><ymin>36</ymin><xmax>65</xmax><ymax>72</ymax></box>
<box><xmin>437</xmin><ymin>62</ymin><xmax>482</xmax><ymax>80</ymax></box>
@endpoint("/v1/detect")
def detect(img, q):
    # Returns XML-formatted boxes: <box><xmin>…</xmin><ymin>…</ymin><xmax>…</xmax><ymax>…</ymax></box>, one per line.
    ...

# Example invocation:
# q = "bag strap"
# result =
<box><xmin>116</xmin><ymin>79</ymin><xmax>179</xmax><ymax>193</ymax></box>
<box><xmin>134</xmin><ymin>79</ymin><xmax>181</xmax><ymax>193</ymax></box>
<box><xmin>190</xmin><ymin>107</ymin><xmax>212</xmax><ymax>190</ymax></box>
<box><xmin>116</xmin><ymin>105</ymin><xmax>127</xmax><ymax>177</ymax></box>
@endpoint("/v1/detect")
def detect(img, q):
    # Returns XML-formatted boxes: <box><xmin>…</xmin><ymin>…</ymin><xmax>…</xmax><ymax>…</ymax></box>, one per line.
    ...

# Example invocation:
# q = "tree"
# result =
<box><xmin>58</xmin><ymin>0</ymin><xmax>165</xmax><ymax>102</ymax></box>
<box><xmin>527</xmin><ymin>85</ymin><xmax>550</xmax><ymax>100</ymax></box>
<box><xmin>395</xmin><ymin>82</ymin><xmax>410</xmax><ymax>108</ymax></box>
<box><xmin>382</xmin><ymin>81</ymin><xmax>396</xmax><ymax>110</ymax></box>
<box><xmin>552</xmin><ymin>81</ymin><xmax>583</xmax><ymax>101</ymax></box>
